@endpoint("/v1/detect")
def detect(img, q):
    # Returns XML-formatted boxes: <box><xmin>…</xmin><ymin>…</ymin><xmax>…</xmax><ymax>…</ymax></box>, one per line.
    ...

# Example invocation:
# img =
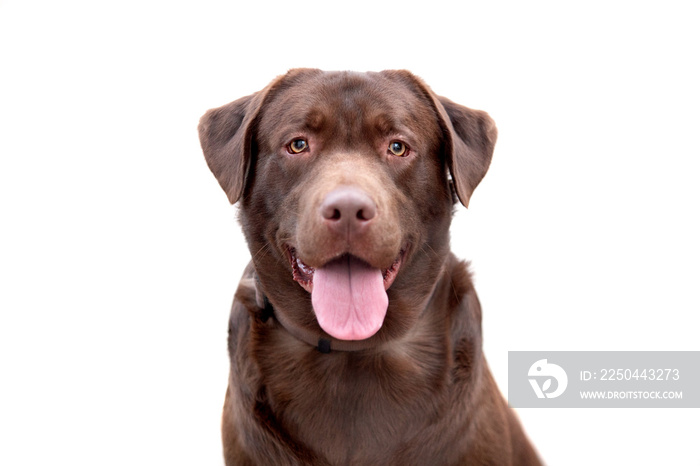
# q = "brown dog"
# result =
<box><xmin>199</xmin><ymin>69</ymin><xmax>541</xmax><ymax>465</ymax></box>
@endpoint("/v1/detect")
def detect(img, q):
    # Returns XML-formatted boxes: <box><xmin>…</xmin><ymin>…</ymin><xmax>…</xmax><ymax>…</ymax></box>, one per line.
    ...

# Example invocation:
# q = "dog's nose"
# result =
<box><xmin>320</xmin><ymin>187</ymin><xmax>376</xmax><ymax>235</ymax></box>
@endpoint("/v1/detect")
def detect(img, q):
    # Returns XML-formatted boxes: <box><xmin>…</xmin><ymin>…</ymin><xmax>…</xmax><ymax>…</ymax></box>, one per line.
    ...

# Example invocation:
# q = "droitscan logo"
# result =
<box><xmin>528</xmin><ymin>359</ymin><xmax>568</xmax><ymax>399</ymax></box>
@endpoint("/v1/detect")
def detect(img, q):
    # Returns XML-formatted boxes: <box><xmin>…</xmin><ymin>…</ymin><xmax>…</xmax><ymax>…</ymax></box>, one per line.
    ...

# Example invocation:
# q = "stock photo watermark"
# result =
<box><xmin>508</xmin><ymin>352</ymin><xmax>699</xmax><ymax>408</ymax></box>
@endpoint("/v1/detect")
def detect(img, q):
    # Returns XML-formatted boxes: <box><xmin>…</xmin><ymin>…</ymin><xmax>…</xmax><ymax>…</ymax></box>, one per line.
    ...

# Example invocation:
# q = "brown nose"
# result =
<box><xmin>320</xmin><ymin>186</ymin><xmax>376</xmax><ymax>236</ymax></box>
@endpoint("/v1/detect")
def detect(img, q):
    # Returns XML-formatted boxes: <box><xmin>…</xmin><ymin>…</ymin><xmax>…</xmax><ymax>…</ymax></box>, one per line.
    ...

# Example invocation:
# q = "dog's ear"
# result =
<box><xmin>434</xmin><ymin>96</ymin><xmax>497</xmax><ymax>208</ymax></box>
<box><xmin>388</xmin><ymin>71</ymin><xmax>497</xmax><ymax>207</ymax></box>
<box><xmin>199</xmin><ymin>69</ymin><xmax>323</xmax><ymax>204</ymax></box>
<box><xmin>198</xmin><ymin>91</ymin><xmax>265</xmax><ymax>204</ymax></box>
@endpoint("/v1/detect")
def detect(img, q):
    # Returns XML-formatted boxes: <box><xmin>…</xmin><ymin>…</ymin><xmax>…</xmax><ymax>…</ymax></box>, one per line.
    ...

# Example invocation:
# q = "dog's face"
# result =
<box><xmin>199</xmin><ymin>69</ymin><xmax>496</xmax><ymax>344</ymax></box>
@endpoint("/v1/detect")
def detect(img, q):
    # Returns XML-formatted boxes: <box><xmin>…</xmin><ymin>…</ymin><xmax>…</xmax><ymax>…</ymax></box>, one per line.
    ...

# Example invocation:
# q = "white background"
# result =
<box><xmin>1</xmin><ymin>1</ymin><xmax>698</xmax><ymax>464</ymax></box>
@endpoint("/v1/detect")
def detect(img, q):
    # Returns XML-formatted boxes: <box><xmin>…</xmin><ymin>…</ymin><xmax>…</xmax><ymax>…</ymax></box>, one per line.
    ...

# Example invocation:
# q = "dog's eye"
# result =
<box><xmin>388</xmin><ymin>141</ymin><xmax>408</xmax><ymax>157</ymax></box>
<box><xmin>288</xmin><ymin>139</ymin><xmax>308</xmax><ymax>154</ymax></box>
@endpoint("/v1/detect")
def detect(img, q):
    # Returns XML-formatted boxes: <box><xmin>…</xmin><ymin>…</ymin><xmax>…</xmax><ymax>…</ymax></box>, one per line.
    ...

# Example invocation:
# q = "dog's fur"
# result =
<box><xmin>199</xmin><ymin>69</ymin><xmax>541</xmax><ymax>465</ymax></box>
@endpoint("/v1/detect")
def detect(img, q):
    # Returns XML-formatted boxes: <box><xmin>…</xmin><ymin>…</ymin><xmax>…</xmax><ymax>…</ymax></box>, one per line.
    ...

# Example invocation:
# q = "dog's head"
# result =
<box><xmin>199</xmin><ymin>69</ymin><xmax>496</xmax><ymax>344</ymax></box>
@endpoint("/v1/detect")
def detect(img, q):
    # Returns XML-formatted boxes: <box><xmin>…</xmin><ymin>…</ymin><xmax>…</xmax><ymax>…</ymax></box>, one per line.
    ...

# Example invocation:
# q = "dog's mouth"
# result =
<box><xmin>288</xmin><ymin>248</ymin><xmax>404</xmax><ymax>293</ymax></box>
<box><xmin>286</xmin><ymin>247</ymin><xmax>405</xmax><ymax>341</ymax></box>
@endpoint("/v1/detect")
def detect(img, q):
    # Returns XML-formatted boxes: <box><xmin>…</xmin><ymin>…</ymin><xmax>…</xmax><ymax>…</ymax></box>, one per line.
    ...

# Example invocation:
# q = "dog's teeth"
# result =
<box><xmin>297</xmin><ymin>258</ymin><xmax>313</xmax><ymax>274</ymax></box>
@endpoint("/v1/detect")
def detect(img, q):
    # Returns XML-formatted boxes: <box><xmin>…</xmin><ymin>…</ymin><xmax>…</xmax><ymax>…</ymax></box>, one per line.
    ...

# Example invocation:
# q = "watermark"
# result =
<box><xmin>528</xmin><ymin>359</ymin><xmax>568</xmax><ymax>399</ymax></box>
<box><xmin>508</xmin><ymin>352</ymin><xmax>700</xmax><ymax>408</ymax></box>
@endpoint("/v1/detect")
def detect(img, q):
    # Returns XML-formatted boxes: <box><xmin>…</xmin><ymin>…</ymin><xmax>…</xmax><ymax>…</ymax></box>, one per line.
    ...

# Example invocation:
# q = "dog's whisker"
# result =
<box><xmin>251</xmin><ymin>242</ymin><xmax>273</xmax><ymax>262</ymax></box>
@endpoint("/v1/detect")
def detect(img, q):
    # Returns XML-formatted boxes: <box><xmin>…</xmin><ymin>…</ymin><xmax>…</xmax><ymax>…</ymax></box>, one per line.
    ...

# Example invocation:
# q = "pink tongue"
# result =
<box><xmin>311</xmin><ymin>256</ymin><xmax>388</xmax><ymax>341</ymax></box>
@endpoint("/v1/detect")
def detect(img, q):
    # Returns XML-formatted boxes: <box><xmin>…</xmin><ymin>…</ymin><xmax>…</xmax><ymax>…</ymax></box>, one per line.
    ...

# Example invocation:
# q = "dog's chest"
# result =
<box><xmin>254</xmin><ymin>337</ymin><xmax>452</xmax><ymax>462</ymax></box>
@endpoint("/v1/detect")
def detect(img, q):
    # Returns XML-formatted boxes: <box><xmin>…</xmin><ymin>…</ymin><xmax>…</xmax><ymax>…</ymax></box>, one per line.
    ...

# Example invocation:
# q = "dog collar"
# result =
<box><xmin>254</xmin><ymin>276</ymin><xmax>384</xmax><ymax>353</ymax></box>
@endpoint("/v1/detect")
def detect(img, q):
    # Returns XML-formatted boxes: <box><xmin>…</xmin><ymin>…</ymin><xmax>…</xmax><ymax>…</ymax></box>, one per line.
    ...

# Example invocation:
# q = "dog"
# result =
<box><xmin>199</xmin><ymin>69</ymin><xmax>541</xmax><ymax>465</ymax></box>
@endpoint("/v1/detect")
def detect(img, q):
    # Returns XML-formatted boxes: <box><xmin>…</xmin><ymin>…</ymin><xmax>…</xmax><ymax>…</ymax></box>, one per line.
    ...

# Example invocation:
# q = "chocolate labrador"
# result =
<box><xmin>199</xmin><ymin>69</ymin><xmax>541</xmax><ymax>465</ymax></box>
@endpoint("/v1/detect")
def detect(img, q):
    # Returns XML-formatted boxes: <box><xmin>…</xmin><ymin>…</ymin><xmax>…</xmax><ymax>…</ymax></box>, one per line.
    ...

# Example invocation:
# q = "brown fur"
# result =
<box><xmin>199</xmin><ymin>69</ymin><xmax>541</xmax><ymax>465</ymax></box>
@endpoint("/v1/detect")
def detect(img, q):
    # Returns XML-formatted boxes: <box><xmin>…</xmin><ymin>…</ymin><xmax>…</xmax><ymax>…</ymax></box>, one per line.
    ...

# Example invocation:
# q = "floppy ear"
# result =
<box><xmin>198</xmin><ymin>92</ymin><xmax>265</xmax><ymax>204</ymax></box>
<box><xmin>434</xmin><ymin>96</ymin><xmax>497</xmax><ymax>207</ymax></box>
<box><xmin>384</xmin><ymin>70</ymin><xmax>497</xmax><ymax>207</ymax></box>
<box><xmin>199</xmin><ymin>69</ymin><xmax>323</xmax><ymax>204</ymax></box>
